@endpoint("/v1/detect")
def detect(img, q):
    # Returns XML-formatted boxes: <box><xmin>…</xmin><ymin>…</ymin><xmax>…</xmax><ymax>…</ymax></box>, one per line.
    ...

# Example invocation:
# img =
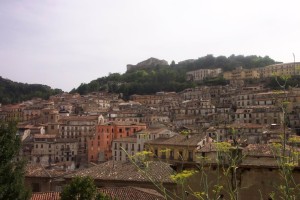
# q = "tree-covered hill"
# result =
<box><xmin>173</xmin><ymin>54</ymin><xmax>276</xmax><ymax>72</ymax></box>
<box><xmin>0</xmin><ymin>77</ymin><xmax>62</xmax><ymax>105</ymax></box>
<box><xmin>71</xmin><ymin>55</ymin><xmax>278</xmax><ymax>97</ymax></box>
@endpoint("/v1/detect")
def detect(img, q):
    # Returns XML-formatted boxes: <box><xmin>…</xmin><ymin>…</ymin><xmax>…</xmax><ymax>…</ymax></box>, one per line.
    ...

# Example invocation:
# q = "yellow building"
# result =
<box><xmin>145</xmin><ymin>134</ymin><xmax>206</xmax><ymax>165</ymax></box>
<box><xmin>259</xmin><ymin>62</ymin><xmax>300</xmax><ymax>78</ymax></box>
<box><xmin>245</xmin><ymin>68</ymin><xmax>260</xmax><ymax>79</ymax></box>
<box><xmin>223</xmin><ymin>71</ymin><xmax>232</xmax><ymax>80</ymax></box>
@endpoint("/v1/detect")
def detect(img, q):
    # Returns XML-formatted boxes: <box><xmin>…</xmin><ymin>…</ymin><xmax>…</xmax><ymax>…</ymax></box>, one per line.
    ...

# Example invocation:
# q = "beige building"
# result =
<box><xmin>112</xmin><ymin>126</ymin><xmax>175</xmax><ymax>161</ymax></box>
<box><xmin>235</xmin><ymin>106</ymin><xmax>283</xmax><ymax>125</ymax></box>
<box><xmin>186</xmin><ymin>68</ymin><xmax>222</xmax><ymax>81</ymax></box>
<box><xmin>259</xmin><ymin>62</ymin><xmax>300</xmax><ymax>78</ymax></box>
<box><xmin>58</xmin><ymin>115</ymin><xmax>104</xmax><ymax>165</ymax></box>
<box><xmin>223</xmin><ymin>71</ymin><xmax>232</xmax><ymax>80</ymax></box>
<box><xmin>223</xmin><ymin>67</ymin><xmax>260</xmax><ymax>80</ymax></box>
<box><xmin>31</xmin><ymin>134</ymin><xmax>78</xmax><ymax>168</ymax></box>
<box><xmin>245</xmin><ymin>68</ymin><xmax>260</xmax><ymax>79</ymax></box>
<box><xmin>145</xmin><ymin>134</ymin><xmax>207</xmax><ymax>167</ymax></box>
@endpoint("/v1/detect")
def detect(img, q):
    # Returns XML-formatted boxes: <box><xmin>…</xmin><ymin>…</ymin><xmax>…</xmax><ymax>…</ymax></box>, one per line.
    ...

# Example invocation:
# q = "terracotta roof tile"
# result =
<box><xmin>26</xmin><ymin>164</ymin><xmax>73</xmax><ymax>178</ymax></box>
<box><xmin>243</xmin><ymin>144</ymin><xmax>273</xmax><ymax>156</ymax></box>
<box><xmin>146</xmin><ymin>134</ymin><xmax>205</xmax><ymax>147</ymax></box>
<box><xmin>30</xmin><ymin>187</ymin><xmax>165</xmax><ymax>200</ymax></box>
<box><xmin>98</xmin><ymin>187</ymin><xmax>165</xmax><ymax>200</ymax></box>
<box><xmin>26</xmin><ymin>164</ymin><xmax>51</xmax><ymax>178</ymax></box>
<box><xmin>30</xmin><ymin>192</ymin><xmax>60</xmax><ymax>200</ymax></box>
<box><xmin>65</xmin><ymin>160</ymin><xmax>175</xmax><ymax>184</ymax></box>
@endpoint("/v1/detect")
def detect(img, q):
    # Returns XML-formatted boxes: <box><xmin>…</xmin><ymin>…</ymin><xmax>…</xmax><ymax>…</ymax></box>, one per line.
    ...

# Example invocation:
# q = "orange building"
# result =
<box><xmin>88</xmin><ymin>121</ymin><xmax>146</xmax><ymax>163</ymax></box>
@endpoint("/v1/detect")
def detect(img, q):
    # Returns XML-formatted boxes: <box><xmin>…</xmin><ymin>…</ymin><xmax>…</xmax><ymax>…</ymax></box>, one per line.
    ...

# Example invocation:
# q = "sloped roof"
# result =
<box><xmin>65</xmin><ymin>160</ymin><xmax>175</xmax><ymax>184</ymax></box>
<box><xmin>30</xmin><ymin>187</ymin><xmax>165</xmax><ymax>200</ymax></box>
<box><xmin>243</xmin><ymin>144</ymin><xmax>273</xmax><ymax>156</ymax></box>
<box><xmin>98</xmin><ymin>187</ymin><xmax>165</xmax><ymax>200</ymax></box>
<box><xmin>30</xmin><ymin>192</ymin><xmax>60</xmax><ymax>200</ymax></box>
<box><xmin>25</xmin><ymin>164</ymin><xmax>73</xmax><ymax>178</ymax></box>
<box><xmin>146</xmin><ymin>134</ymin><xmax>205</xmax><ymax>147</ymax></box>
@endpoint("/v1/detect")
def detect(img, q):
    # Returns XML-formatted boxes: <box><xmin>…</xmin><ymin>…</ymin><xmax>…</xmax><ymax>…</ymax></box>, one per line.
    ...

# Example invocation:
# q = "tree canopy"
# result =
<box><xmin>0</xmin><ymin>121</ymin><xmax>31</xmax><ymax>200</ymax></box>
<box><xmin>71</xmin><ymin>55</ymin><xmax>277</xmax><ymax>98</ymax></box>
<box><xmin>61</xmin><ymin>176</ymin><xmax>110</xmax><ymax>200</ymax></box>
<box><xmin>0</xmin><ymin>76</ymin><xmax>63</xmax><ymax>105</ymax></box>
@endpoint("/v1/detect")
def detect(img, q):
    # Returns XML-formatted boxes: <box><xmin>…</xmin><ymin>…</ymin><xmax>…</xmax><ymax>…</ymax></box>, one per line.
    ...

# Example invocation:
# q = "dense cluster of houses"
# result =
<box><xmin>2</xmin><ymin>63</ymin><xmax>300</xmax><ymax>199</ymax></box>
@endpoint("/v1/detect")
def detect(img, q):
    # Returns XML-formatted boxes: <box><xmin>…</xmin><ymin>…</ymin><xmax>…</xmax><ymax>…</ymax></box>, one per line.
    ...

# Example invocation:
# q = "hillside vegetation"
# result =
<box><xmin>71</xmin><ymin>55</ymin><xmax>277</xmax><ymax>97</ymax></box>
<box><xmin>0</xmin><ymin>77</ymin><xmax>62</xmax><ymax>105</ymax></box>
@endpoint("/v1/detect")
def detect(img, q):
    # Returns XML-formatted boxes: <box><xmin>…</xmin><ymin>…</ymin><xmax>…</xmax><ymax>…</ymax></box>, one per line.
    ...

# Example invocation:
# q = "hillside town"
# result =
<box><xmin>2</xmin><ymin>62</ymin><xmax>300</xmax><ymax>199</ymax></box>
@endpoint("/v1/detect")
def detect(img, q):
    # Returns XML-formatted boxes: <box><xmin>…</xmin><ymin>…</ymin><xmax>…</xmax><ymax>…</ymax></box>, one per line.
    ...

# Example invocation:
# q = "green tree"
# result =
<box><xmin>0</xmin><ymin>121</ymin><xmax>30</xmax><ymax>200</ymax></box>
<box><xmin>61</xmin><ymin>176</ymin><xmax>110</xmax><ymax>200</ymax></box>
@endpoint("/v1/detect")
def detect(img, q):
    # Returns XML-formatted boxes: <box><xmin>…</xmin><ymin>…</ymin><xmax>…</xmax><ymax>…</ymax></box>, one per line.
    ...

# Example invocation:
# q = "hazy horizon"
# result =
<box><xmin>1</xmin><ymin>0</ymin><xmax>299</xmax><ymax>91</ymax></box>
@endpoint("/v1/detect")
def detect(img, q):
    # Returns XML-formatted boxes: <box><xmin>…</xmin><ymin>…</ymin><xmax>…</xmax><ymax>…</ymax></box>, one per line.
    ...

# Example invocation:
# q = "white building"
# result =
<box><xmin>186</xmin><ymin>68</ymin><xmax>222</xmax><ymax>81</ymax></box>
<box><xmin>112</xmin><ymin>126</ymin><xmax>176</xmax><ymax>161</ymax></box>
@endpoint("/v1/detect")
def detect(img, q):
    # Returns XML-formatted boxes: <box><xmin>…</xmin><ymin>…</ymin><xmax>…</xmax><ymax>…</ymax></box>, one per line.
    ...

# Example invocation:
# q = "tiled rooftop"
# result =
<box><xmin>98</xmin><ymin>187</ymin><xmax>165</xmax><ymax>200</ymax></box>
<box><xmin>26</xmin><ymin>164</ymin><xmax>73</xmax><ymax>178</ymax></box>
<box><xmin>146</xmin><ymin>134</ymin><xmax>205</xmax><ymax>147</ymax></box>
<box><xmin>30</xmin><ymin>192</ymin><xmax>60</xmax><ymax>200</ymax></box>
<box><xmin>243</xmin><ymin>144</ymin><xmax>273</xmax><ymax>156</ymax></box>
<box><xmin>65</xmin><ymin>160</ymin><xmax>175</xmax><ymax>184</ymax></box>
<box><xmin>30</xmin><ymin>187</ymin><xmax>165</xmax><ymax>200</ymax></box>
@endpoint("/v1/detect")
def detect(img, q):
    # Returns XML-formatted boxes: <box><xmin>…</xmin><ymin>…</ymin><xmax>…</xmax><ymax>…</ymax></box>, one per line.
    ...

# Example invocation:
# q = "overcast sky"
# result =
<box><xmin>0</xmin><ymin>0</ymin><xmax>299</xmax><ymax>91</ymax></box>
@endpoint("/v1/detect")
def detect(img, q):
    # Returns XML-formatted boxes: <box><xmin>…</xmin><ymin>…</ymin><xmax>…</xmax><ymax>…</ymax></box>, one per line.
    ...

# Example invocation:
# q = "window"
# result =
<box><xmin>154</xmin><ymin>149</ymin><xmax>158</xmax><ymax>157</ymax></box>
<box><xmin>32</xmin><ymin>183</ymin><xmax>41</xmax><ymax>192</ymax></box>
<box><xmin>188</xmin><ymin>151</ymin><xmax>193</xmax><ymax>161</ymax></box>
<box><xmin>41</xmin><ymin>144</ymin><xmax>43</xmax><ymax>149</ymax></box>
<box><xmin>170</xmin><ymin>150</ymin><xmax>174</xmax><ymax>159</ymax></box>
<box><xmin>179</xmin><ymin>151</ymin><xmax>183</xmax><ymax>160</ymax></box>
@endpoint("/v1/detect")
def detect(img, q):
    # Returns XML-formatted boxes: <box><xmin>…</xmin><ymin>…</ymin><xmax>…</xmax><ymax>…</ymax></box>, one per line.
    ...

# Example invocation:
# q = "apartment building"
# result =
<box><xmin>259</xmin><ymin>62</ymin><xmax>300</xmax><ymax>78</ymax></box>
<box><xmin>224</xmin><ymin>67</ymin><xmax>259</xmax><ymax>80</ymax></box>
<box><xmin>235</xmin><ymin>106</ymin><xmax>283</xmax><ymax>125</ymax></box>
<box><xmin>186</xmin><ymin>68</ymin><xmax>222</xmax><ymax>81</ymax></box>
<box><xmin>88</xmin><ymin>121</ymin><xmax>146</xmax><ymax>163</ymax></box>
<box><xmin>30</xmin><ymin>134</ymin><xmax>78</xmax><ymax>168</ymax></box>
<box><xmin>145</xmin><ymin>133</ymin><xmax>206</xmax><ymax>167</ymax></box>
<box><xmin>112</xmin><ymin>127</ymin><xmax>176</xmax><ymax>161</ymax></box>
<box><xmin>0</xmin><ymin>104</ymin><xmax>25</xmax><ymax>122</ymax></box>
<box><xmin>58</xmin><ymin>115</ymin><xmax>104</xmax><ymax>166</ymax></box>
<box><xmin>130</xmin><ymin>92</ymin><xmax>180</xmax><ymax>106</ymax></box>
